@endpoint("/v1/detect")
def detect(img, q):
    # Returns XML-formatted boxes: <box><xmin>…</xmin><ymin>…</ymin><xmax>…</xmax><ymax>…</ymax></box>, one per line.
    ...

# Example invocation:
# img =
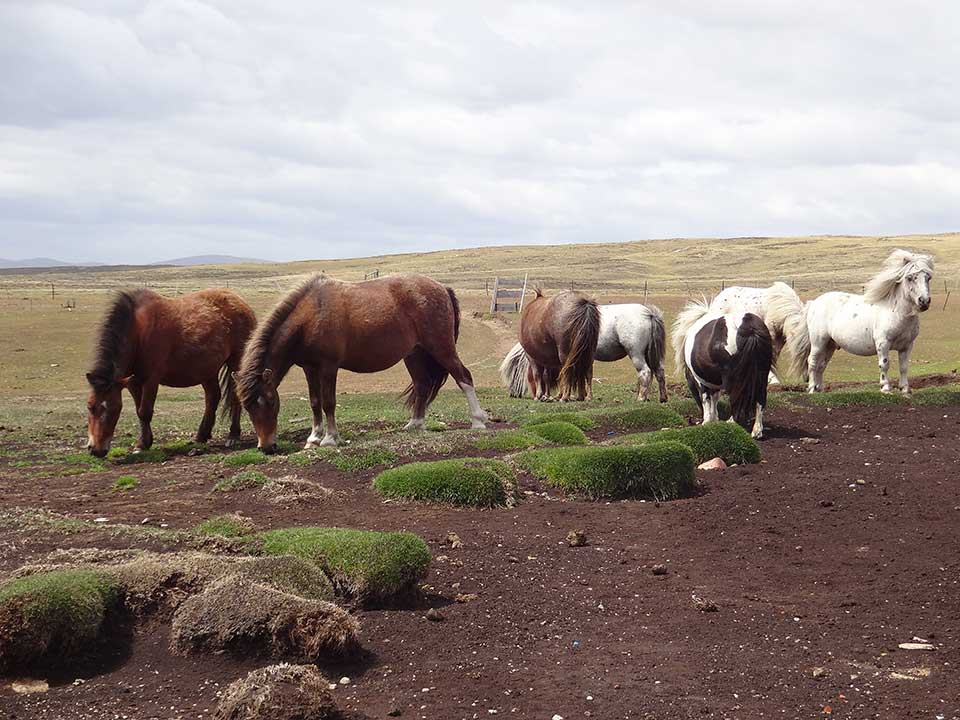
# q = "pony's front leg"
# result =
<box><xmin>700</xmin><ymin>390</ymin><xmax>718</xmax><ymax>424</ymax></box>
<box><xmin>134</xmin><ymin>379</ymin><xmax>159</xmax><ymax>451</ymax></box>
<box><xmin>897</xmin><ymin>346</ymin><xmax>912</xmax><ymax>395</ymax></box>
<box><xmin>751</xmin><ymin>403</ymin><xmax>764</xmax><ymax>439</ymax></box>
<box><xmin>318</xmin><ymin>369</ymin><xmax>340</xmax><ymax>446</ymax></box>
<box><xmin>876</xmin><ymin>342</ymin><xmax>892</xmax><ymax>393</ymax></box>
<box><xmin>304</xmin><ymin>367</ymin><xmax>327</xmax><ymax>448</ymax></box>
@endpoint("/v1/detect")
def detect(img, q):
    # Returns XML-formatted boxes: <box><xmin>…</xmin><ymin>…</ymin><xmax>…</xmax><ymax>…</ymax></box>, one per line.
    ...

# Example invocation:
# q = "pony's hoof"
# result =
<box><xmin>470</xmin><ymin>420</ymin><xmax>487</xmax><ymax>430</ymax></box>
<box><xmin>900</xmin><ymin>387</ymin><xmax>911</xmax><ymax>396</ymax></box>
<box><xmin>880</xmin><ymin>386</ymin><xmax>892</xmax><ymax>394</ymax></box>
<box><xmin>225</xmin><ymin>437</ymin><xmax>240</xmax><ymax>449</ymax></box>
<box><xmin>403</xmin><ymin>420</ymin><xmax>426</xmax><ymax>432</ymax></box>
<box><xmin>319</xmin><ymin>435</ymin><xmax>338</xmax><ymax>447</ymax></box>
<box><xmin>303</xmin><ymin>439</ymin><xmax>321</xmax><ymax>449</ymax></box>
<box><xmin>752</xmin><ymin>431</ymin><xmax>764</xmax><ymax>440</ymax></box>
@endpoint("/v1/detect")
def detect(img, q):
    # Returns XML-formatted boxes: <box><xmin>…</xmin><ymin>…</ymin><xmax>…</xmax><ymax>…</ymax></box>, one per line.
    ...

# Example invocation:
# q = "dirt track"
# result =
<box><xmin>2</xmin><ymin>401</ymin><xmax>959</xmax><ymax>719</ymax></box>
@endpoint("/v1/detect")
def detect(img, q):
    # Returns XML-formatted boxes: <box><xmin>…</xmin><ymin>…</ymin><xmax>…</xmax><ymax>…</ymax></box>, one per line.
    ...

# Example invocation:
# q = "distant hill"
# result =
<box><xmin>153</xmin><ymin>255</ymin><xmax>270</xmax><ymax>266</ymax></box>
<box><xmin>0</xmin><ymin>257</ymin><xmax>105</xmax><ymax>269</ymax></box>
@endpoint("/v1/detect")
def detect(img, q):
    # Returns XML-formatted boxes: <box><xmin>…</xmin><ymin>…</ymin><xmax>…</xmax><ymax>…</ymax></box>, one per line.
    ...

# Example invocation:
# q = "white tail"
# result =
<box><xmin>499</xmin><ymin>342</ymin><xmax>530</xmax><ymax>398</ymax></box>
<box><xmin>671</xmin><ymin>297</ymin><xmax>710</xmax><ymax>374</ymax></box>
<box><xmin>766</xmin><ymin>283</ymin><xmax>809</xmax><ymax>380</ymax></box>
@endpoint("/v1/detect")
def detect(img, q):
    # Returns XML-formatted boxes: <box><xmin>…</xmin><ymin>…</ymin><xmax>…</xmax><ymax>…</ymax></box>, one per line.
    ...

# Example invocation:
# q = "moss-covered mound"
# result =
<box><xmin>170</xmin><ymin>576</ymin><xmax>359</xmax><ymax>662</ymax></box>
<box><xmin>517</xmin><ymin>441</ymin><xmax>696</xmax><ymax>500</ymax></box>
<box><xmin>373</xmin><ymin>458</ymin><xmax>515</xmax><ymax>507</ymax></box>
<box><xmin>259</xmin><ymin>527</ymin><xmax>431</xmax><ymax>605</ymax></box>
<box><xmin>194</xmin><ymin>513</ymin><xmax>256</xmax><ymax>538</ymax></box>
<box><xmin>618</xmin><ymin>423</ymin><xmax>761</xmax><ymax>465</ymax></box>
<box><xmin>0</xmin><ymin>569</ymin><xmax>123</xmax><ymax>672</ymax></box>
<box><xmin>805</xmin><ymin>389</ymin><xmax>907</xmax><ymax>407</ymax></box>
<box><xmin>526</xmin><ymin>421</ymin><xmax>589</xmax><ymax>445</ymax></box>
<box><xmin>520</xmin><ymin>412</ymin><xmax>596</xmax><ymax>431</ymax></box>
<box><xmin>214</xmin><ymin>664</ymin><xmax>341</xmax><ymax>720</ymax></box>
<box><xmin>213</xmin><ymin>469</ymin><xmax>268</xmax><ymax>492</ymax></box>
<box><xmin>589</xmin><ymin>405</ymin><xmax>684</xmax><ymax>431</ymax></box>
<box><xmin>474</xmin><ymin>430</ymin><xmax>549</xmax><ymax>451</ymax></box>
<box><xmin>911</xmin><ymin>384</ymin><xmax>960</xmax><ymax>405</ymax></box>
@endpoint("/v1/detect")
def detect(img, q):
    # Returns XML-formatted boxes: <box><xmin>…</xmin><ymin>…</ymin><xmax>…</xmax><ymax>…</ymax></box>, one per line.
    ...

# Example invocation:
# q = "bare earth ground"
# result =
<box><xmin>2</xmin><ymin>396</ymin><xmax>958</xmax><ymax>720</ymax></box>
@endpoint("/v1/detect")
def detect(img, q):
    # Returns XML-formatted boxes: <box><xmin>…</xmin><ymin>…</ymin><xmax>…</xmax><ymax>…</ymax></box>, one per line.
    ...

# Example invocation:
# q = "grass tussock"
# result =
<box><xmin>215</xmin><ymin>664</ymin><xmax>340</xmax><ymax>720</ymax></box>
<box><xmin>259</xmin><ymin>527</ymin><xmax>431</xmax><ymax>606</ymax></box>
<box><xmin>223</xmin><ymin>449</ymin><xmax>270</xmax><ymax>467</ymax></box>
<box><xmin>517</xmin><ymin>441</ymin><xmax>696</xmax><ymax>501</ymax></box>
<box><xmin>617</xmin><ymin>423</ymin><xmax>761</xmax><ymax>465</ymax></box>
<box><xmin>170</xmin><ymin>576</ymin><xmax>360</xmax><ymax>662</ymax></box>
<box><xmin>520</xmin><ymin>412</ymin><xmax>596</xmax><ymax>431</ymax></box>
<box><xmin>526</xmin><ymin>421</ymin><xmax>588</xmax><ymax>445</ymax></box>
<box><xmin>194</xmin><ymin>513</ymin><xmax>256</xmax><ymax>539</ymax></box>
<box><xmin>474</xmin><ymin>430</ymin><xmax>549</xmax><ymax>451</ymax></box>
<box><xmin>908</xmin><ymin>384</ymin><xmax>960</xmax><ymax>406</ymax></box>
<box><xmin>312</xmin><ymin>446</ymin><xmax>399</xmax><ymax>472</ymax></box>
<box><xmin>111</xmin><ymin>475</ymin><xmax>138</xmax><ymax>491</ymax></box>
<box><xmin>373</xmin><ymin>458</ymin><xmax>516</xmax><ymax>507</ymax></box>
<box><xmin>0</xmin><ymin>569</ymin><xmax>122</xmax><ymax>672</ymax></box>
<box><xmin>805</xmin><ymin>389</ymin><xmax>908</xmax><ymax>407</ymax></box>
<box><xmin>213</xmin><ymin>469</ymin><xmax>269</xmax><ymax>492</ymax></box>
<box><xmin>589</xmin><ymin>405</ymin><xmax>684</xmax><ymax>431</ymax></box>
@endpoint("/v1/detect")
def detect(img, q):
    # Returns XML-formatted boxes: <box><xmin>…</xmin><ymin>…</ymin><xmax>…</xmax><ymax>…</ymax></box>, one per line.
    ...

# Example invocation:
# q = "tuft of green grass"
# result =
<box><xmin>474</xmin><ymin>430</ymin><xmax>549</xmax><ymax>451</ymax></box>
<box><xmin>258</xmin><ymin>527</ymin><xmax>431</xmax><ymax>605</ymax></box>
<box><xmin>910</xmin><ymin>384</ymin><xmax>960</xmax><ymax>406</ymax></box>
<box><xmin>58</xmin><ymin>452</ymin><xmax>108</xmax><ymax>473</ymax></box>
<box><xmin>111</xmin><ymin>475</ymin><xmax>139</xmax><ymax>492</ymax></box>
<box><xmin>526</xmin><ymin>421</ymin><xmax>589</xmax><ymax>445</ymax></box>
<box><xmin>213</xmin><ymin>469</ymin><xmax>269</xmax><ymax>493</ymax></box>
<box><xmin>616</xmin><ymin>423</ymin><xmax>761</xmax><ymax>465</ymax></box>
<box><xmin>194</xmin><ymin>513</ymin><xmax>256</xmax><ymax>539</ymax></box>
<box><xmin>520</xmin><ymin>412</ymin><xmax>596</xmax><ymax>431</ymax></box>
<box><xmin>156</xmin><ymin>439</ymin><xmax>207</xmax><ymax>456</ymax></box>
<box><xmin>805</xmin><ymin>389</ymin><xmax>908</xmax><ymax>407</ymax></box>
<box><xmin>588</xmin><ymin>405</ymin><xmax>684</xmax><ymax>431</ymax></box>
<box><xmin>372</xmin><ymin>458</ymin><xmax>515</xmax><ymax>507</ymax></box>
<box><xmin>315</xmin><ymin>446</ymin><xmax>399</xmax><ymax>472</ymax></box>
<box><xmin>0</xmin><ymin>570</ymin><xmax>123</xmax><ymax>672</ymax></box>
<box><xmin>109</xmin><ymin>447</ymin><xmax>167</xmax><ymax>464</ymax></box>
<box><xmin>223</xmin><ymin>449</ymin><xmax>270</xmax><ymax>467</ymax></box>
<box><xmin>517</xmin><ymin>441</ymin><xmax>696</xmax><ymax>501</ymax></box>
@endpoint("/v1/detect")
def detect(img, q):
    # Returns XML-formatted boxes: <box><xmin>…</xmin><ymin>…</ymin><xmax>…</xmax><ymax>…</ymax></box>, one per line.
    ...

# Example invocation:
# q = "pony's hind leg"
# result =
<box><xmin>429</xmin><ymin>347</ymin><xmax>488</xmax><ymax>428</ymax></box>
<box><xmin>807</xmin><ymin>340</ymin><xmax>835</xmax><ymax>393</ymax></box>
<box><xmin>401</xmin><ymin>351</ymin><xmax>432</xmax><ymax>431</ymax></box>
<box><xmin>897</xmin><ymin>346</ymin><xmax>913</xmax><ymax>394</ymax></box>
<box><xmin>318</xmin><ymin>368</ymin><xmax>340</xmax><ymax>446</ymax></box>
<box><xmin>304</xmin><ymin>366</ymin><xmax>327</xmax><ymax>448</ymax></box>
<box><xmin>134</xmin><ymin>379</ymin><xmax>159</xmax><ymax>451</ymax></box>
<box><xmin>751</xmin><ymin>403</ymin><xmax>764</xmax><ymax>439</ymax></box>
<box><xmin>876</xmin><ymin>340</ymin><xmax>893</xmax><ymax>393</ymax></box>
<box><xmin>196</xmin><ymin>378</ymin><xmax>220</xmax><ymax>444</ymax></box>
<box><xmin>629</xmin><ymin>351</ymin><xmax>653</xmax><ymax>401</ymax></box>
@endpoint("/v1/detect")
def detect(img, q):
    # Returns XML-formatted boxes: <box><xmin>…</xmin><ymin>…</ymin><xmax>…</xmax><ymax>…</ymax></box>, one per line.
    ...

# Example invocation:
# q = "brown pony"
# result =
<box><xmin>85</xmin><ymin>289</ymin><xmax>256</xmax><ymax>456</ymax></box>
<box><xmin>518</xmin><ymin>289</ymin><xmax>601</xmax><ymax>401</ymax></box>
<box><xmin>235</xmin><ymin>274</ymin><xmax>487</xmax><ymax>452</ymax></box>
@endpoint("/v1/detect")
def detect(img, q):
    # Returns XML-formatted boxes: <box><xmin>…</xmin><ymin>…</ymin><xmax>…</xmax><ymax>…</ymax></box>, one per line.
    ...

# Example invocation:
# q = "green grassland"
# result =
<box><xmin>0</xmin><ymin>232</ymin><xmax>957</xmax><ymax>452</ymax></box>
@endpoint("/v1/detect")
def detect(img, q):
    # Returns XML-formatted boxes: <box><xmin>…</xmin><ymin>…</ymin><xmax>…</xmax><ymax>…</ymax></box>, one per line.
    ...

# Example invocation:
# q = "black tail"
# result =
<box><xmin>726</xmin><ymin>314</ymin><xmax>773</xmax><ymax>428</ymax></box>
<box><xmin>219</xmin><ymin>363</ymin><xmax>240</xmax><ymax>422</ymax></box>
<box><xmin>399</xmin><ymin>286</ymin><xmax>460</xmax><ymax>410</ymax></box>
<box><xmin>644</xmin><ymin>307</ymin><xmax>666</xmax><ymax>379</ymax></box>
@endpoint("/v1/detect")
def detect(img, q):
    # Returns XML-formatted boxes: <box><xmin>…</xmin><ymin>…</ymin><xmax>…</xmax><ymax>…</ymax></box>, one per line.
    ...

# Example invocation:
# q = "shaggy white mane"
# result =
<box><xmin>863</xmin><ymin>249</ymin><xmax>935</xmax><ymax>305</ymax></box>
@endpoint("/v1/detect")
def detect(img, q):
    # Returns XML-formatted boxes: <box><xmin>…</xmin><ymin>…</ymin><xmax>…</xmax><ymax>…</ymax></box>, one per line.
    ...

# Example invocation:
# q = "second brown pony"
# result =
<box><xmin>85</xmin><ymin>288</ymin><xmax>256</xmax><ymax>456</ymax></box>
<box><xmin>236</xmin><ymin>274</ymin><xmax>487</xmax><ymax>452</ymax></box>
<box><xmin>519</xmin><ymin>289</ymin><xmax>601</xmax><ymax>401</ymax></box>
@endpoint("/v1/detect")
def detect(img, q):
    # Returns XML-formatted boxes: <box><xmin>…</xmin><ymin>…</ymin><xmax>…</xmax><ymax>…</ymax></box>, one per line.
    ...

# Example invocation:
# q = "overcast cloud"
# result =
<box><xmin>1</xmin><ymin>1</ymin><xmax>958</xmax><ymax>264</ymax></box>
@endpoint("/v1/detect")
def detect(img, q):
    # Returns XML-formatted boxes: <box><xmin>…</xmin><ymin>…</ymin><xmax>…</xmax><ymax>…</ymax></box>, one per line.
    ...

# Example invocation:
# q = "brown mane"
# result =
<box><xmin>87</xmin><ymin>289</ymin><xmax>149</xmax><ymax>390</ymax></box>
<box><xmin>237</xmin><ymin>274</ymin><xmax>324</xmax><ymax>407</ymax></box>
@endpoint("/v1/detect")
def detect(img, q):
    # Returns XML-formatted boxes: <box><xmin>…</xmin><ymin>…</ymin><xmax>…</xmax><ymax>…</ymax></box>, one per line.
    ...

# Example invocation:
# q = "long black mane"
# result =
<box><xmin>87</xmin><ymin>289</ymin><xmax>148</xmax><ymax>390</ymax></box>
<box><xmin>237</xmin><ymin>275</ymin><xmax>323</xmax><ymax>408</ymax></box>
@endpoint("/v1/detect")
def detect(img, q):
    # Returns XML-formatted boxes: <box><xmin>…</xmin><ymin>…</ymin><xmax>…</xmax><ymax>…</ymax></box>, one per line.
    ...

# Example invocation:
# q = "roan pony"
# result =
<box><xmin>236</xmin><ymin>274</ymin><xmax>487</xmax><ymax>452</ymax></box>
<box><xmin>767</xmin><ymin>249</ymin><xmax>934</xmax><ymax>394</ymax></box>
<box><xmin>514</xmin><ymin>289</ymin><xmax>601</xmax><ymax>402</ymax></box>
<box><xmin>85</xmin><ymin>289</ymin><xmax>256</xmax><ymax>456</ymax></box>
<box><xmin>672</xmin><ymin>299</ymin><xmax>773</xmax><ymax>439</ymax></box>
<box><xmin>500</xmin><ymin>302</ymin><xmax>667</xmax><ymax>402</ymax></box>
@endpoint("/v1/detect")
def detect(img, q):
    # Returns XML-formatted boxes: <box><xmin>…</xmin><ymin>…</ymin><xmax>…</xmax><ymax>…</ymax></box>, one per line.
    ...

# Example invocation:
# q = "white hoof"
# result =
<box><xmin>880</xmin><ymin>386</ymin><xmax>892</xmax><ymax>394</ymax></box>
<box><xmin>403</xmin><ymin>419</ymin><xmax>426</xmax><ymax>432</ymax></box>
<box><xmin>471</xmin><ymin>420</ymin><xmax>487</xmax><ymax>430</ymax></box>
<box><xmin>900</xmin><ymin>386</ymin><xmax>911</xmax><ymax>396</ymax></box>
<box><xmin>319</xmin><ymin>434</ymin><xmax>338</xmax><ymax>447</ymax></box>
<box><xmin>752</xmin><ymin>430</ymin><xmax>764</xmax><ymax>440</ymax></box>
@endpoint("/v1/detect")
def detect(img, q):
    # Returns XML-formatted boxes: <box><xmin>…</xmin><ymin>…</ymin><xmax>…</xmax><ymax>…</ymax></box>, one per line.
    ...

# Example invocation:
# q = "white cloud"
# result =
<box><xmin>0</xmin><ymin>0</ymin><xmax>958</xmax><ymax>263</ymax></box>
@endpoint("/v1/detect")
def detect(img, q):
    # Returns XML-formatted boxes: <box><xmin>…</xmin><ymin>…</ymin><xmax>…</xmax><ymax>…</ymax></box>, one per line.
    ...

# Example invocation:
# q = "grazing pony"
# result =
<box><xmin>672</xmin><ymin>299</ymin><xmax>773</xmax><ymax>439</ymax></box>
<box><xmin>235</xmin><ymin>274</ymin><xmax>486</xmax><ymax>452</ymax></box>
<box><xmin>768</xmin><ymin>249</ymin><xmax>934</xmax><ymax>394</ymax></box>
<box><xmin>515</xmin><ymin>289</ymin><xmax>601</xmax><ymax>402</ymax></box>
<box><xmin>500</xmin><ymin>303</ymin><xmax>667</xmax><ymax>401</ymax></box>
<box><xmin>709</xmin><ymin>281</ymin><xmax>802</xmax><ymax>385</ymax></box>
<box><xmin>85</xmin><ymin>289</ymin><xmax>256</xmax><ymax>456</ymax></box>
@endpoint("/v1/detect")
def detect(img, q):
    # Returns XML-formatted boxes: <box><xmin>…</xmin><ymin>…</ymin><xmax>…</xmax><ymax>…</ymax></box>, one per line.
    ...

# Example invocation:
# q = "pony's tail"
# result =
<box><xmin>558</xmin><ymin>297</ymin><xmax>600</xmax><ymax>399</ymax></box>
<box><xmin>727</xmin><ymin>314</ymin><xmax>773</xmax><ymax>428</ymax></box>
<box><xmin>766</xmin><ymin>283</ymin><xmax>810</xmax><ymax>381</ymax></box>
<box><xmin>671</xmin><ymin>297</ymin><xmax>710</xmax><ymax>374</ymax></box>
<box><xmin>644</xmin><ymin>305</ymin><xmax>666</xmax><ymax>379</ymax></box>
<box><xmin>499</xmin><ymin>342</ymin><xmax>530</xmax><ymax>398</ymax></box>
<box><xmin>400</xmin><ymin>287</ymin><xmax>460</xmax><ymax>409</ymax></box>
<box><xmin>219</xmin><ymin>363</ymin><xmax>241</xmax><ymax>422</ymax></box>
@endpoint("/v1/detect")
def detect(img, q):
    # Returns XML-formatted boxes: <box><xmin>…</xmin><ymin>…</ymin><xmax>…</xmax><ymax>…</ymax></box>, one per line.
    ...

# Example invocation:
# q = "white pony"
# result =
<box><xmin>709</xmin><ymin>281</ymin><xmax>803</xmax><ymax>384</ymax></box>
<box><xmin>500</xmin><ymin>303</ymin><xmax>667</xmax><ymax>401</ymax></box>
<box><xmin>767</xmin><ymin>249</ymin><xmax>934</xmax><ymax>394</ymax></box>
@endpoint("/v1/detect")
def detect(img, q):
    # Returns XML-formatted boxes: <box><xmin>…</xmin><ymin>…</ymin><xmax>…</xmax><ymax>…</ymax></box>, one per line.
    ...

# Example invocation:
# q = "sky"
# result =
<box><xmin>1</xmin><ymin>1</ymin><xmax>958</xmax><ymax>264</ymax></box>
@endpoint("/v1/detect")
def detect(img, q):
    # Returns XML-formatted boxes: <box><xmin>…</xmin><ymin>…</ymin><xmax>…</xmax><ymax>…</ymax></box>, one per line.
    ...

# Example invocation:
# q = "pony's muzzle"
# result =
<box><xmin>88</xmin><ymin>445</ymin><xmax>108</xmax><ymax>458</ymax></box>
<box><xmin>259</xmin><ymin>442</ymin><xmax>279</xmax><ymax>455</ymax></box>
<box><xmin>918</xmin><ymin>297</ymin><xmax>931</xmax><ymax>311</ymax></box>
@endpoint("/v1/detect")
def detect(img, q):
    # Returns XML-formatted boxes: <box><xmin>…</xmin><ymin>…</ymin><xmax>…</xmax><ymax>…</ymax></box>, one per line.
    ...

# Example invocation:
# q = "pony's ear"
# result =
<box><xmin>85</xmin><ymin>372</ymin><xmax>96</xmax><ymax>386</ymax></box>
<box><xmin>261</xmin><ymin>368</ymin><xmax>274</xmax><ymax>385</ymax></box>
<box><xmin>115</xmin><ymin>375</ymin><xmax>134</xmax><ymax>389</ymax></box>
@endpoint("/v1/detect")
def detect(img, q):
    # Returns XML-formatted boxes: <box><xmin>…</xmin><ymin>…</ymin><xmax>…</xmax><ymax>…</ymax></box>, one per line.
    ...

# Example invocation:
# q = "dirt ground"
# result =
<box><xmin>1</xmin><ymin>400</ymin><xmax>959</xmax><ymax>720</ymax></box>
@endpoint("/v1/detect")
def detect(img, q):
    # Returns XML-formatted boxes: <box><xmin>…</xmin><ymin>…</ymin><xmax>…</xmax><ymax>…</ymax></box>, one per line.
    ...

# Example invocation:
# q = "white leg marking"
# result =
<box><xmin>460</xmin><ymin>383</ymin><xmax>488</xmax><ymax>429</ymax></box>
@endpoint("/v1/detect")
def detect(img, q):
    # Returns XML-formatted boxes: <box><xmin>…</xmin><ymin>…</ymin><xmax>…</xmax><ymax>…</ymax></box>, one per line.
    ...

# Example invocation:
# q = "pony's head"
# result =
<box><xmin>85</xmin><ymin>372</ymin><xmax>132</xmax><ymax>457</ymax></box>
<box><xmin>236</xmin><ymin>368</ymin><xmax>279</xmax><ymax>453</ymax></box>
<box><xmin>864</xmin><ymin>249</ymin><xmax>935</xmax><ymax>312</ymax></box>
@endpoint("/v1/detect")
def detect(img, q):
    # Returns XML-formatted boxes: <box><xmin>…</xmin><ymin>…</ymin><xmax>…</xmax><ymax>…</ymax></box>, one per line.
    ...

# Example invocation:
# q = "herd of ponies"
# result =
<box><xmin>84</xmin><ymin>248</ymin><xmax>934</xmax><ymax>456</ymax></box>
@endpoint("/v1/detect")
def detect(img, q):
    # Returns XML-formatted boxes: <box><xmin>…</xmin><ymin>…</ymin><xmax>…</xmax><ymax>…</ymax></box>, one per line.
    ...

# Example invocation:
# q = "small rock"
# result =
<box><xmin>455</xmin><ymin>593</ymin><xmax>479</xmax><ymax>603</ymax></box>
<box><xmin>691</xmin><ymin>594</ymin><xmax>718</xmax><ymax>612</ymax></box>
<box><xmin>812</xmin><ymin>667</ymin><xmax>828</xmax><ymax>679</ymax></box>
<box><xmin>425</xmin><ymin>608</ymin><xmax>444</xmax><ymax>622</ymax></box>
<box><xmin>697</xmin><ymin>457</ymin><xmax>727</xmax><ymax>471</ymax></box>
<box><xmin>800</xmin><ymin>437</ymin><xmax>820</xmax><ymax>444</ymax></box>
<box><xmin>93</xmin><ymin>517</ymin><xmax>108</xmax><ymax>523</ymax></box>
<box><xmin>566</xmin><ymin>530</ymin><xmax>588</xmax><ymax>547</ymax></box>
<box><xmin>446</xmin><ymin>532</ymin><xmax>463</xmax><ymax>549</ymax></box>
<box><xmin>552</xmin><ymin>715</ymin><xmax>564</xmax><ymax>720</ymax></box>
<box><xmin>855</xmin><ymin>479</ymin><xmax>866</xmax><ymax>486</ymax></box>
<box><xmin>651</xmin><ymin>564</ymin><xmax>668</xmax><ymax>576</ymax></box>
<box><xmin>819</xmin><ymin>500</ymin><xmax>834</xmax><ymax>508</ymax></box>
<box><xmin>388</xmin><ymin>709</ymin><xmax>403</xmax><ymax>717</ymax></box>
<box><xmin>898</xmin><ymin>642</ymin><xmax>936</xmax><ymax>651</ymax></box>
<box><xmin>11</xmin><ymin>679</ymin><xmax>49</xmax><ymax>694</ymax></box>
<box><xmin>339</xmin><ymin>676</ymin><xmax>351</xmax><ymax>685</ymax></box>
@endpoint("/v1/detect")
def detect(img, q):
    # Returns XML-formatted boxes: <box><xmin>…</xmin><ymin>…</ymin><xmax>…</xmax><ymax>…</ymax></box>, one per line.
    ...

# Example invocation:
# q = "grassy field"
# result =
<box><xmin>0</xmin><ymin>232</ymin><xmax>957</xmax><ymax>451</ymax></box>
